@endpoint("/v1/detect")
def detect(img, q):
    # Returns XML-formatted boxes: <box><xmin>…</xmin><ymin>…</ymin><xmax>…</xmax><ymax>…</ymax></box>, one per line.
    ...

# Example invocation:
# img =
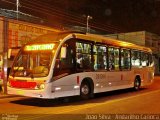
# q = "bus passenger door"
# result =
<box><xmin>53</xmin><ymin>39</ymin><xmax>76</xmax><ymax>79</ymax></box>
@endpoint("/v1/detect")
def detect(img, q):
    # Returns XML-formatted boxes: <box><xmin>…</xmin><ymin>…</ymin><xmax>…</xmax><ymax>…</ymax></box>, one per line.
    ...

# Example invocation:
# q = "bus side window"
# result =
<box><xmin>149</xmin><ymin>54</ymin><xmax>153</xmax><ymax>66</ymax></box>
<box><xmin>76</xmin><ymin>53</ymin><xmax>83</xmax><ymax>69</ymax></box>
<box><xmin>76</xmin><ymin>42</ymin><xmax>92</xmax><ymax>71</ymax></box>
<box><xmin>121</xmin><ymin>49</ymin><xmax>130</xmax><ymax>70</ymax></box>
<box><xmin>93</xmin><ymin>45</ymin><xmax>107</xmax><ymax>70</ymax></box>
<box><xmin>114</xmin><ymin>48</ymin><xmax>120</xmax><ymax>70</ymax></box>
<box><xmin>108</xmin><ymin>47</ymin><xmax>115</xmax><ymax>70</ymax></box>
<box><xmin>141</xmin><ymin>52</ymin><xmax>149</xmax><ymax>67</ymax></box>
<box><xmin>108</xmin><ymin>47</ymin><xmax>119</xmax><ymax>71</ymax></box>
<box><xmin>131</xmin><ymin>50</ymin><xmax>141</xmax><ymax>67</ymax></box>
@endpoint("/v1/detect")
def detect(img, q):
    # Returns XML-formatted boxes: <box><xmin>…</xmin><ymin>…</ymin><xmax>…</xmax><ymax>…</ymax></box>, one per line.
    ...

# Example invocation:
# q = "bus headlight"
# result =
<box><xmin>39</xmin><ymin>84</ymin><xmax>45</xmax><ymax>89</ymax></box>
<box><xmin>36</xmin><ymin>84</ymin><xmax>45</xmax><ymax>90</ymax></box>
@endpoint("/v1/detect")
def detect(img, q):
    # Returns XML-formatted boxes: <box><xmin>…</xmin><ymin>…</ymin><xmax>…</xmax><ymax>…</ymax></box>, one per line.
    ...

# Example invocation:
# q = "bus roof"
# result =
<box><xmin>26</xmin><ymin>31</ymin><xmax>152</xmax><ymax>53</ymax></box>
<box><xmin>26</xmin><ymin>31</ymin><xmax>85</xmax><ymax>44</ymax></box>
<box><xmin>74</xmin><ymin>33</ymin><xmax>152</xmax><ymax>53</ymax></box>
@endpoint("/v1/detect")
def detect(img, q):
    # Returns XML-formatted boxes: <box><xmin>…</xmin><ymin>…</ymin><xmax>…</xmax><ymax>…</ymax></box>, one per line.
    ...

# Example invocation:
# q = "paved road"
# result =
<box><xmin>0</xmin><ymin>76</ymin><xmax>160</xmax><ymax>120</ymax></box>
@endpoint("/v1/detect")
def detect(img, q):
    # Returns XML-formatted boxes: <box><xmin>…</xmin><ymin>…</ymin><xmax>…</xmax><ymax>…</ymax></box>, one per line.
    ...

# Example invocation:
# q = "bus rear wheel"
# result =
<box><xmin>80</xmin><ymin>81</ymin><xmax>92</xmax><ymax>100</ymax></box>
<box><xmin>134</xmin><ymin>77</ymin><xmax>141</xmax><ymax>91</ymax></box>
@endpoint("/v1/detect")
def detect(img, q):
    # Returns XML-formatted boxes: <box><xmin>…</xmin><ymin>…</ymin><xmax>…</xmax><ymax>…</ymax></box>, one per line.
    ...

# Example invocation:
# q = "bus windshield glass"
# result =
<box><xmin>10</xmin><ymin>43</ymin><xmax>57</xmax><ymax>78</ymax></box>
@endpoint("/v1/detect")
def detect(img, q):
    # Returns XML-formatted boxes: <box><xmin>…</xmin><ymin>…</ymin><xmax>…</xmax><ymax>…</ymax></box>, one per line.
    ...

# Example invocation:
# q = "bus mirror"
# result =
<box><xmin>60</xmin><ymin>47</ymin><xmax>67</xmax><ymax>58</ymax></box>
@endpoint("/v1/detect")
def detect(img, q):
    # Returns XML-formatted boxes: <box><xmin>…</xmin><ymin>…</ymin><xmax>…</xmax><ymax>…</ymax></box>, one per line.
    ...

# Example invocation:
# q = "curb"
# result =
<box><xmin>0</xmin><ymin>93</ymin><xmax>20</xmax><ymax>99</ymax></box>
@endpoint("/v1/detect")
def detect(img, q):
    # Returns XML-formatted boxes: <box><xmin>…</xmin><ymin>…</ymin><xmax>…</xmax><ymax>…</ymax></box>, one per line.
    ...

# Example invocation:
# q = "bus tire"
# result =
<box><xmin>134</xmin><ymin>77</ymin><xmax>141</xmax><ymax>91</ymax></box>
<box><xmin>80</xmin><ymin>80</ymin><xmax>94</xmax><ymax>100</ymax></box>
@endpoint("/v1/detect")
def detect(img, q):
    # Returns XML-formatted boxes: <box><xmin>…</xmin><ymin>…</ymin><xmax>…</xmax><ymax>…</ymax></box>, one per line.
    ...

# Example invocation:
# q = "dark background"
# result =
<box><xmin>0</xmin><ymin>0</ymin><xmax>160</xmax><ymax>34</ymax></box>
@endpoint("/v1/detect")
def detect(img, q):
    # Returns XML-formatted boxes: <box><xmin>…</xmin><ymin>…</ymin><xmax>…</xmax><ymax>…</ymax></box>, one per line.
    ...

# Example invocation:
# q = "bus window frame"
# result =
<box><xmin>141</xmin><ymin>51</ymin><xmax>150</xmax><ymax>67</ymax></box>
<box><xmin>75</xmin><ymin>39</ymin><xmax>94</xmax><ymax>72</ymax></box>
<box><xmin>131</xmin><ymin>49</ymin><xmax>142</xmax><ymax>67</ymax></box>
<box><xmin>108</xmin><ymin>46</ymin><xmax>120</xmax><ymax>71</ymax></box>
<box><xmin>93</xmin><ymin>43</ymin><xmax>108</xmax><ymax>71</ymax></box>
<box><xmin>120</xmin><ymin>48</ymin><xmax>131</xmax><ymax>71</ymax></box>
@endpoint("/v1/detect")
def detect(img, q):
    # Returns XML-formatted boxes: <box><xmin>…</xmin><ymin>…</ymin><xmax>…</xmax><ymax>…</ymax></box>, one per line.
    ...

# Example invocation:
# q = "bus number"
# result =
<box><xmin>96</xmin><ymin>74</ymin><xmax>106</xmax><ymax>80</ymax></box>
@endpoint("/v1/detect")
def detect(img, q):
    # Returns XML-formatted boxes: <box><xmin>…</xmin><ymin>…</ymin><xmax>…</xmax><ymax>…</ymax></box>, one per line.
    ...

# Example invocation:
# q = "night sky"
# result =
<box><xmin>1</xmin><ymin>0</ymin><xmax>160</xmax><ymax>34</ymax></box>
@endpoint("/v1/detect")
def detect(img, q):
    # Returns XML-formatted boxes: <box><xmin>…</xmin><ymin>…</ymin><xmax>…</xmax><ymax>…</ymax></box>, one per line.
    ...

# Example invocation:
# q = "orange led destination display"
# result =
<box><xmin>24</xmin><ymin>44</ymin><xmax>55</xmax><ymax>51</ymax></box>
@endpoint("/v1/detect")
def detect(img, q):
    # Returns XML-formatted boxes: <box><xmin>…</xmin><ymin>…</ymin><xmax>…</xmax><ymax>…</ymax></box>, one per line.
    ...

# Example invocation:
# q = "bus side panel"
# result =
<box><xmin>51</xmin><ymin>73</ymin><xmax>83</xmax><ymax>98</ymax></box>
<box><xmin>51</xmin><ymin>70</ymin><xmax>135</xmax><ymax>98</ymax></box>
<box><xmin>50</xmin><ymin>67</ymin><xmax>153</xmax><ymax>99</ymax></box>
<box><xmin>94</xmin><ymin>71</ymin><xmax>134</xmax><ymax>93</ymax></box>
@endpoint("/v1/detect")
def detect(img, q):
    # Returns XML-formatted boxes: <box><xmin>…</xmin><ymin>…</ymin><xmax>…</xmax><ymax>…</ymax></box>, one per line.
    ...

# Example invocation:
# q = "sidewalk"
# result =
<box><xmin>0</xmin><ymin>91</ymin><xmax>19</xmax><ymax>99</ymax></box>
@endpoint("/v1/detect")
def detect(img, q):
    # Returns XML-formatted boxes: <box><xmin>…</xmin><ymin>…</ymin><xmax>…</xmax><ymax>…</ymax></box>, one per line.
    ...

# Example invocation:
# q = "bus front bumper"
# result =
<box><xmin>7</xmin><ymin>86</ymin><xmax>49</xmax><ymax>99</ymax></box>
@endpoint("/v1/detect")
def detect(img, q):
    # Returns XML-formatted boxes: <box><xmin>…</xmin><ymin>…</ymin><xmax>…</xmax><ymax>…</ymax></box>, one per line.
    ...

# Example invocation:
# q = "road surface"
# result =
<box><xmin>0</xmin><ymin>76</ymin><xmax>160</xmax><ymax>120</ymax></box>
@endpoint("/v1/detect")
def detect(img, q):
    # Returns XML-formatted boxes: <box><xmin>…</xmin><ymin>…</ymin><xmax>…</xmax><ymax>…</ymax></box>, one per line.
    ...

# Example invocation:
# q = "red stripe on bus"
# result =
<box><xmin>121</xmin><ymin>74</ymin><xmax>123</xmax><ymax>80</ymax></box>
<box><xmin>77</xmin><ymin>76</ymin><xmax>79</xmax><ymax>84</ymax></box>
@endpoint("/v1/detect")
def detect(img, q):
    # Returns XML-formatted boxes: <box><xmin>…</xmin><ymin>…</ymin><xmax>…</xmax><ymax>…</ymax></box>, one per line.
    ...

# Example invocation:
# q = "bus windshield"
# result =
<box><xmin>10</xmin><ymin>43</ymin><xmax>57</xmax><ymax>78</ymax></box>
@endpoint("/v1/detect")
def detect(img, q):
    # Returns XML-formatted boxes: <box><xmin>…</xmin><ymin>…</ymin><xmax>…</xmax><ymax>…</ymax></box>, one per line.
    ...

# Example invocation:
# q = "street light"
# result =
<box><xmin>86</xmin><ymin>15</ymin><xmax>92</xmax><ymax>33</ymax></box>
<box><xmin>16</xmin><ymin>0</ymin><xmax>20</xmax><ymax>19</ymax></box>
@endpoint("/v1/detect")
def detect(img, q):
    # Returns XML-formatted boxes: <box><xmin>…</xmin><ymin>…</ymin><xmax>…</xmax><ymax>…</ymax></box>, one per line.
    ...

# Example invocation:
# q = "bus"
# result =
<box><xmin>7</xmin><ymin>31</ymin><xmax>154</xmax><ymax>99</ymax></box>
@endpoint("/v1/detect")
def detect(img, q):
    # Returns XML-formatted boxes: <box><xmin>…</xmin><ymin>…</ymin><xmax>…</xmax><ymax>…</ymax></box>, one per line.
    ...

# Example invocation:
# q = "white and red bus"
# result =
<box><xmin>7</xmin><ymin>31</ymin><xmax>154</xmax><ymax>99</ymax></box>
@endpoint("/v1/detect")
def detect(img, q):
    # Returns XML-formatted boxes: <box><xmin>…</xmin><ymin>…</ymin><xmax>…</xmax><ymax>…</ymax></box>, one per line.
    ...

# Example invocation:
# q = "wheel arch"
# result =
<box><xmin>134</xmin><ymin>74</ymin><xmax>141</xmax><ymax>90</ymax></box>
<box><xmin>135</xmin><ymin>75</ymin><xmax>141</xmax><ymax>83</ymax></box>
